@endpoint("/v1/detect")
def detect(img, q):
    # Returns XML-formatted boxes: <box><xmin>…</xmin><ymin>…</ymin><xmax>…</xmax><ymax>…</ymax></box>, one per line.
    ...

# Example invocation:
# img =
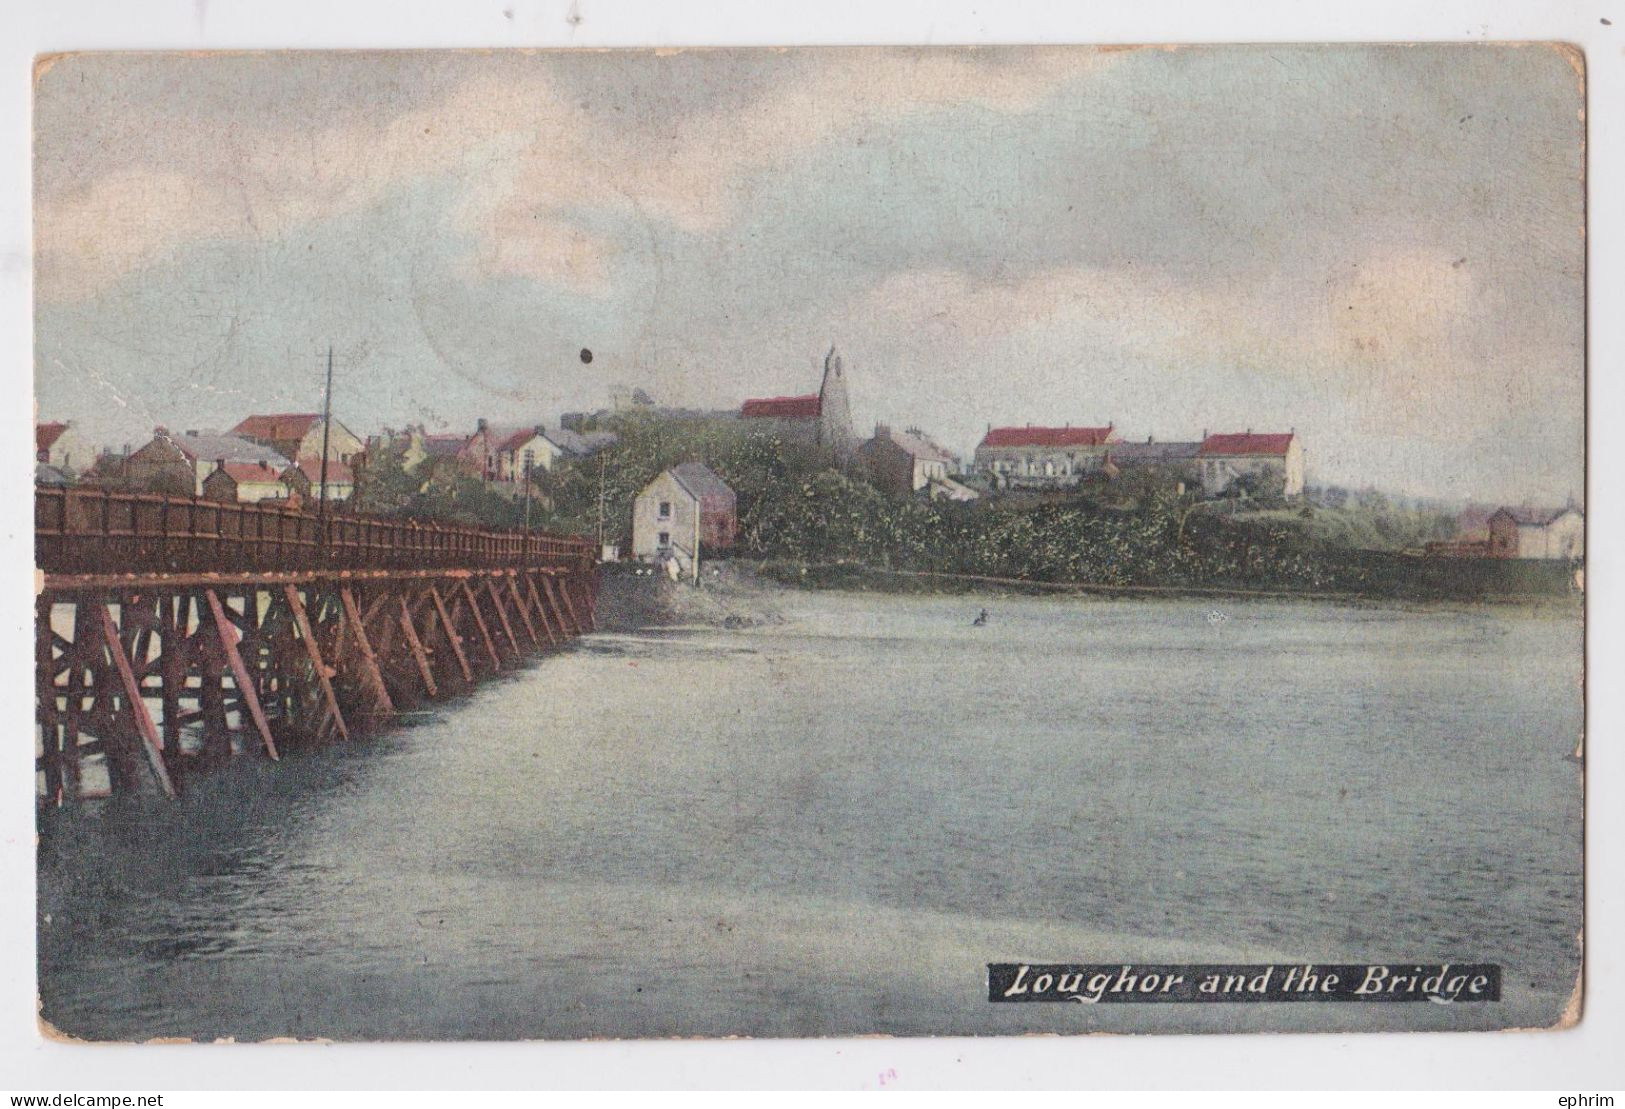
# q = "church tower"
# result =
<box><xmin>817</xmin><ymin>346</ymin><xmax>855</xmax><ymax>459</ymax></box>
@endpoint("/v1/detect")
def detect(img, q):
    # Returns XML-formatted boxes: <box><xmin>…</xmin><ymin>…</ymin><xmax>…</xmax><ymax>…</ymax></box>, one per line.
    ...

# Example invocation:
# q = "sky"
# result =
<box><xmin>33</xmin><ymin>44</ymin><xmax>1585</xmax><ymax>503</ymax></box>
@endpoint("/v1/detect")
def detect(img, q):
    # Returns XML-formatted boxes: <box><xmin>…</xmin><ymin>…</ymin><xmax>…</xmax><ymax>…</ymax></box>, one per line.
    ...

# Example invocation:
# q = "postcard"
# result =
<box><xmin>32</xmin><ymin>43</ymin><xmax>1584</xmax><ymax>1041</ymax></box>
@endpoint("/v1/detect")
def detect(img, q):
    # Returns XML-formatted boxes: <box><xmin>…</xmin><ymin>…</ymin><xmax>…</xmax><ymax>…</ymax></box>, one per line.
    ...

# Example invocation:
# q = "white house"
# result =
<box><xmin>466</xmin><ymin>422</ymin><xmax>620</xmax><ymax>484</ymax></box>
<box><xmin>36</xmin><ymin>422</ymin><xmax>93</xmax><ymax>474</ymax></box>
<box><xmin>1197</xmin><ymin>432</ymin><xmax>1305</xmax><ymax>499</ymax></box>
<box><xmin>1488</xmin><ymin>505</ymin><xmax>1584</xmax><ymax>560</ymax></box>
<box><xmin>631</xmin><ymin>463</ymin><xmax>737</xmax><ymax>573</ymax></box>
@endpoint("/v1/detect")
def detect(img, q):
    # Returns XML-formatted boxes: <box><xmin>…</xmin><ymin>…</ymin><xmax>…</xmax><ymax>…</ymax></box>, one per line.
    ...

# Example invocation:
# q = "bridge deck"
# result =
<box><xmin>36</xmin><ymin>486</ymin><xmax>593</xmax><ymax>577</ymax></box>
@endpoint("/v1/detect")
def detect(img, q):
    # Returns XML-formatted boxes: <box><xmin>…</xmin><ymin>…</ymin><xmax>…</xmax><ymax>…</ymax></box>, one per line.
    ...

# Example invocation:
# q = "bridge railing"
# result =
<box><xmin>35</xmin><ymin>486</ymin><xmax>596</xmax><ymax>576</ymax></box>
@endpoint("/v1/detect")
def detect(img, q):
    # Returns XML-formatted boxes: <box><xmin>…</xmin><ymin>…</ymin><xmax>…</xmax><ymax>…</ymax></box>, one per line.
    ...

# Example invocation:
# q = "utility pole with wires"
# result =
<box><xmin>318</xmin><ymin>344</ymin><xmax>334</xmax><ymax>524</ymax></box>
<box><xmin>523</xmin><ymin>450</ymin><xmax>534</xmax><ymax>530</ymax></box>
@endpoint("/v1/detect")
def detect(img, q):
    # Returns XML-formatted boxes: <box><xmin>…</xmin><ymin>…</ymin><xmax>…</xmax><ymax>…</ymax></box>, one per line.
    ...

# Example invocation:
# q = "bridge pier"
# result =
<box><xmin>36</xmin><ymin>487</ymin><xmax>598</xmax><ymax>805</ymax></box>
<box><xmin>37</xmin><ymin>568</ymin><xmax>597</xmax><ymax>804</ymax></box>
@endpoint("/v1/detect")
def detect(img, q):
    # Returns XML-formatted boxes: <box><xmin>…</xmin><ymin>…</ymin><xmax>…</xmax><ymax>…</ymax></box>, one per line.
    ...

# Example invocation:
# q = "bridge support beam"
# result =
<box><xmin>37</xmin><ymin>565</ymin><xmax>600</xmax><ymax>805</ymax></box>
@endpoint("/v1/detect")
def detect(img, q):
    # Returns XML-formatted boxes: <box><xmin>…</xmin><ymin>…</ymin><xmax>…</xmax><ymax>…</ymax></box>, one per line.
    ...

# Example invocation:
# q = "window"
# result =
<box><xmin>658</xmin><ymin>501</ymin><xmax>672</xmax><ymax>519</ymax></box>
<box><xmin>658</xmin><ymin>531</ymin><xmax>670</xmax><ymax>548</ymax></box>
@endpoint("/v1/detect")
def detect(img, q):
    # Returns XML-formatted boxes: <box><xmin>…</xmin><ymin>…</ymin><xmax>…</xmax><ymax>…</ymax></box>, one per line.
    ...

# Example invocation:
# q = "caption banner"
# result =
<box><xmin>987</xmin><ymin>963</ymin><xmax>1501</xmax><ymax>1004</ymax></box>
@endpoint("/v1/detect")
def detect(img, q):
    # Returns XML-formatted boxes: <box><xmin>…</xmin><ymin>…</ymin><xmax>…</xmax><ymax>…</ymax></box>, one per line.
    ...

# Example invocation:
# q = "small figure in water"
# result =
<box><xmin>972</xmin><ymin>608</ymin><xmax>989</xmax><ymax>627</ymax></box>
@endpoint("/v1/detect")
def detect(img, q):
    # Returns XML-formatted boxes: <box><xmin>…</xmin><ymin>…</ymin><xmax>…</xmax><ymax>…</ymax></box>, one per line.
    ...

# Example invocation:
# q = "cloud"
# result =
<box><xmin>36</xmin><ymin>168</ymin><xmax>244</xmax><ymax>299</ymax></box>
<box><xmin>848</xmin><ymin>248</ymin><xmax>1481</xmax><ymax>381</ymax></box>
<box><xmin>36</xmin><ymin>49</ymin><xmax>1102</xmax><ymax>300</ymax></box>
<box><xmin>835</xmin><ymin>243</ymin><xmax>1532</xmax><ymax>456</ymax></box>
<box><xmin>31</xmin><ymin>46</ymin><xmax>1584</xmax><ymax>504</ymax></box>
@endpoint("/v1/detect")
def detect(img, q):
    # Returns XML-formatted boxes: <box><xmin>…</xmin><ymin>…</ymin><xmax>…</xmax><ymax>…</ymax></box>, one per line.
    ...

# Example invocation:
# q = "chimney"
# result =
<box><xmin>215</xmin><ymin>457</ymin><xmax>226</xmax><ymax>471</ymax></box>
<box><xmin>875</xmin><ymin>423</ymin><xmax>891</xmax><ymax>440</ymax></box>
<box><xmin>121</xmin><ymin>443</ymin><xmax>131</xmax><ymax>456</ymax></box>
<box><xmin>477</xmin><ymin>418</ymin><xmax>488</xmax><ymax>431</ymax></box>
<box><xmin>185</xmin><ymin>430</ymin><xmax>199</xmax><ymax>437</ymax></box>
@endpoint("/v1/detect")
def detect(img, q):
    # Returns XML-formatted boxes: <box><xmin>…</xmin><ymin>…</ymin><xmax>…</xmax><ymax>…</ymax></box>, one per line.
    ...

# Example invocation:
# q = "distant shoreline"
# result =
<box><xmin>753</xmin><ymin>561</ymin><xmax>1584</xmax><ymax>608</ymax></box>
<box><xmin>595</xmin><ymin>559</ymin><xmax>1582</xmax><ymax>627</ymax></box>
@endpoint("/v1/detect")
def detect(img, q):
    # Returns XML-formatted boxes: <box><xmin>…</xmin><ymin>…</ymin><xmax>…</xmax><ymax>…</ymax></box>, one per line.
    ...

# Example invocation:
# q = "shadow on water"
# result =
<box><xmin>578</xmin><ymin>630</ymin><xmax>761</xmax><ymax>659</ymax></box>
<box><xmin>36</xmin><ymin>703</ymin><xmax>458</xmax><ymax>964</ymax></box>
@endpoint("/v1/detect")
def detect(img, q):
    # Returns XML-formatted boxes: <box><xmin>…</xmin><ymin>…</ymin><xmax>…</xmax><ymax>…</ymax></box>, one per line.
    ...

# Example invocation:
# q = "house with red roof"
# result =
<box><xmin>458</xmin><ymin>420</ymin><xmax>620</xmax><ymax>488</ymax></box>
<box><xmin>123</xmin><ymin>427</ymin><xmax>292</xmax><ymax>496</ymax></box>
<box><xmin>279</xmin><ymin>457</ymin><xmax>357</xmax><ymax>504</ymax></box>
<box><xmin>1487</xmin><ymin>504</ymin><xmax>1583</xmax><ymax>560</ymax></box>
<box><xmin>631</xmin><ymin>462</ymin><xmax>738</xmax><ymax>574</ymax></box>
<box><xmin>36</xmin><ymin>421</ymin><xmax>92</xmax><ymax>474</ymax></box>
<box><xmin>231</xmin><ymin>413</ymin><xmax>364</xmax><ymax>466</ymax></box>
<box><xmin>1197</xmin><ymin>431</ymin><xmax>1304</xmax><ymax>499</ymax></box>
<box><xmin>201</xmin><ymin>459</ymin><xmax>290</xmax><ymax>504</ymax></box>
<box><xmin>972</xmin><ymin>424</ymin><xmax>1119</xmax><ymax>489</ymax></box>
<box><xmin>459</xmin><ymin>422</ymin><xmax>541</xmax><ymax>484</ymax></box>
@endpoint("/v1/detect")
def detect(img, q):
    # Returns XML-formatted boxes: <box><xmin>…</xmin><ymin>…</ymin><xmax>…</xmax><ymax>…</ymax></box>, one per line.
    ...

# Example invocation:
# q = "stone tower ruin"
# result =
<box><xmin>817</xmin><ymin>346</ymin><xmax>855</xmax><ymax>459</ymax></box>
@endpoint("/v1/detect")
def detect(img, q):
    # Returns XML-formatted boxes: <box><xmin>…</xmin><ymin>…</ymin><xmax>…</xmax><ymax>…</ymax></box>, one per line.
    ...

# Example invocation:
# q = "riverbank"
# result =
<box><xmin>593</xmin><ymin>559</ymin><xmax>1581</xmax><ymax>641</ymax></box>
<box><xmin>593</xmin><ymin>562</ymin><xmax>791</xmax><ymax>632</ymax></box>
<box><xmin>611</xmin><ymin>556</ymin><xmax>1580</xmax><ymax>609</ymax></box>
<box><xmin>766</xmin><ymin>558</ymin><xmax>1583</xmax><ymax>607</ymax></box>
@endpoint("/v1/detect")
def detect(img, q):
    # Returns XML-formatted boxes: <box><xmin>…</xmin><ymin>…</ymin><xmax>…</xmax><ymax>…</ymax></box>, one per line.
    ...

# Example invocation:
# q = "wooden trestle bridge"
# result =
<box><xmin>35</xmin><ymin>486</ymin><xmax>600</xmax><ymax>804</ymax></box>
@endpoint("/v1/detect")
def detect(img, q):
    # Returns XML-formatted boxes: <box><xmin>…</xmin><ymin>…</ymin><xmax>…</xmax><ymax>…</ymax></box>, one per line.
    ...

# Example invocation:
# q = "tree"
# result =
<box><xmin>350</xmin><ymin>443</ymin><xmax>421</xmax><ymax>516</ymax></box>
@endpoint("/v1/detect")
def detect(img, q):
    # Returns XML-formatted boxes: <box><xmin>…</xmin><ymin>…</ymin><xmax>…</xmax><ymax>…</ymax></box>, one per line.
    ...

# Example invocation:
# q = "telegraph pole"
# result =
<box><xmin>523</xmin><ymin>451</ymin><xmax>533</xmax><ymax>529</ymax></box>
<box><xmin>318</xmin><ymin>345</ymin><xmax>334</xmax><ymax>519</ymax></box>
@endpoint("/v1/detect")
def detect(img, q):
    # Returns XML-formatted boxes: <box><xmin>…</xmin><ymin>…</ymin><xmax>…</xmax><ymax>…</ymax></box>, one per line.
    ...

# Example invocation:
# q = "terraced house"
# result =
<box><xmin>972</xmin><ymin>424</ymin><xmax>1119</xmax><ymax>489</ymax></box>
<box><xmin>1197</xmin><ymin>432</ymin><xmax>1305</xmax><ymax>499</ymax></box>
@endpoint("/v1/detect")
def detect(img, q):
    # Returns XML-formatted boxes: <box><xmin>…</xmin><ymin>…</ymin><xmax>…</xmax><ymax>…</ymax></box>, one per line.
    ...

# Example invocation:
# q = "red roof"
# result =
<box><xmin>491</xmin><ymin>427</ymin><xmax>542</xmax><ymax>453</ymax></box>
<box><xmin>36</xmin><ymin>422</ymin><xmax>68</xmax><ymax>453</ymax></box>
<box><xmin>287</xmin><ymin>457</ymin><xmax>355</xmax><ymax>485</ymax></box>
<box><xmin>1199</xmin><ymin>433</ymin><xmax>1295</xmax><ymax>457</ymax></box>
<box><xmin>741</xmin><ymin>394</ymin><xmax>821</xmax><ymax>419</ymax></box>
<box><xmin>232</xmin><ymin>413</ymin><xmax>322</xmax><ymax>442</ymax></box>
<box><xmin>211</xmin><ymin>461</ymin><xmax>286</xmax><ymax>485</ymax></box>
<box><xmin>979</xmin><ymin>425</ymin><xmax>1115</xmax><ymax>449</ymax></box>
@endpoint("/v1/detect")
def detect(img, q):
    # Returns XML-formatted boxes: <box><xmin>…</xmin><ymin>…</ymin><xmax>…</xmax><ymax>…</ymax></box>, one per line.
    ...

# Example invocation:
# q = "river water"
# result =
<box><xmin>37</xmin><ymin>585</ymin><xmax>1583</xmax><ymax>1039</ymax></box>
